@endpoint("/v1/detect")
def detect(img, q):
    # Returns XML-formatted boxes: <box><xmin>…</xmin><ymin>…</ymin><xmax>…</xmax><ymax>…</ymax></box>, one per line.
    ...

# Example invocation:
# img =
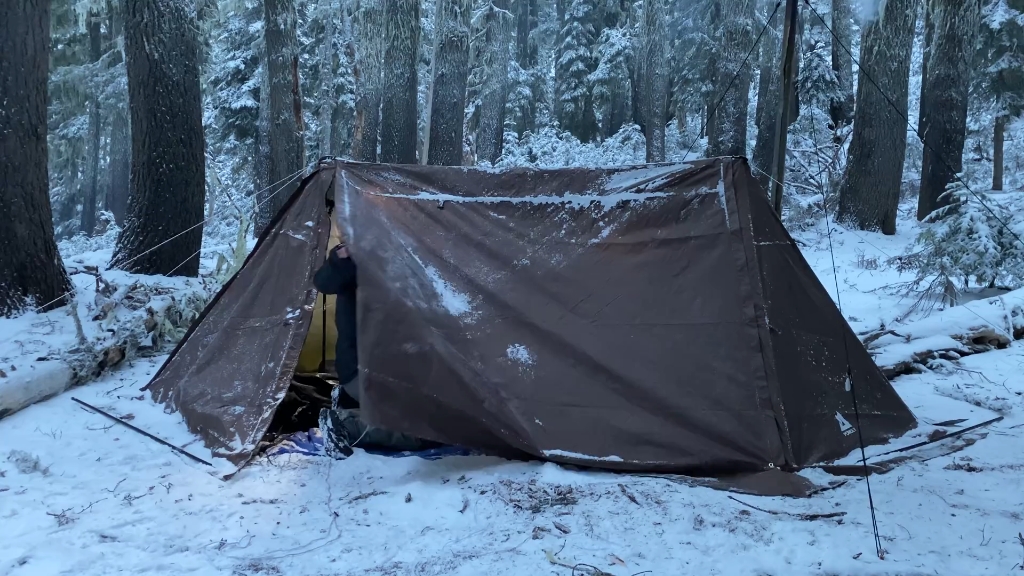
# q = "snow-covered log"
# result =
<box><xmin>862</xmin><ymin>289</ymin><xmax>1024</xmax><ymax>378</ymax></box>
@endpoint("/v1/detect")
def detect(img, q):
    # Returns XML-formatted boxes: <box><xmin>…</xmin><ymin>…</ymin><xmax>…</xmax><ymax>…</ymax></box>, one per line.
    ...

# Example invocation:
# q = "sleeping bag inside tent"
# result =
<box><xmin>142</xmin><ymin>157</ymin><xmax>917</xmax><ymax>476</ymax></box>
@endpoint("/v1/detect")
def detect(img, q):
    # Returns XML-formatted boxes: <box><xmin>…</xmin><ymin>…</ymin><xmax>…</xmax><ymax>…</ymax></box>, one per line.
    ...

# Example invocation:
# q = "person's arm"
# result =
<box><xmin>313</xmin><ymin>245</ymin><xmax>356</xmax><ymax>295</ymax></box>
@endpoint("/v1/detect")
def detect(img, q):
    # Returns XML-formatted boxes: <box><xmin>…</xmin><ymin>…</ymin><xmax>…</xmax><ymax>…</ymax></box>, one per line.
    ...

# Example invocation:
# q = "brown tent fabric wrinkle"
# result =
<box><xmin>142</xmin><ymin>157</ymin><xmax>917</xmax><ymax>484</ymax></box>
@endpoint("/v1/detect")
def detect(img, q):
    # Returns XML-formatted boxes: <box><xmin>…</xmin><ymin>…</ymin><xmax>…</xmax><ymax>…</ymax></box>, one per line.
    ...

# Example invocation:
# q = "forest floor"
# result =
<box><xmin>3</xmin><ymin>205</ymin><xmax>1024</xmax><ymax>576</ymax></box>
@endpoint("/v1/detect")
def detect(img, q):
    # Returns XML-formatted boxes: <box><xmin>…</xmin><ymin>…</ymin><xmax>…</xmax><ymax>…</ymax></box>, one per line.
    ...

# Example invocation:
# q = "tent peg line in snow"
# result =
<box><xmin>681</xmin><ymin>0</ymin><xmax>781</xmax><ymax>163</ymax></box>
<box><xmin>811</xmin><ymin>106</ymin><xmax>885</xmax><ymax>560</ymax></box>
<box><xmin>71</xmin><ymin>397</ymin><xmax>213</xmax><ymax>467</ymax></box>
<box><xmin>803</xmin><ymin>0</ymin><xmax>1024</xmax><ymax>254</ymax></box>
<box><xmin>860</xmin><ymin>415</ymin><xmax>1004</xmax><ymax>462</ymax></box>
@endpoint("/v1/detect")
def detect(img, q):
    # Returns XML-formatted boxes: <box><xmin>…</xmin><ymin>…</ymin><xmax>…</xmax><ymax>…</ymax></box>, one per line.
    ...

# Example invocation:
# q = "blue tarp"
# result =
<box><xmin>265</xmin><ymin>428</ymin><xmax>477</xmax><ymax>460</ymax></box>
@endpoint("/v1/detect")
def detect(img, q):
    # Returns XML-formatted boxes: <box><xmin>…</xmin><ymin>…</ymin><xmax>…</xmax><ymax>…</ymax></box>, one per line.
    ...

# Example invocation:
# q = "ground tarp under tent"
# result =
<box><xmin>143</xmin><ymin>157</ymin><xmax>917</xmax><ymax>477</ymax></box>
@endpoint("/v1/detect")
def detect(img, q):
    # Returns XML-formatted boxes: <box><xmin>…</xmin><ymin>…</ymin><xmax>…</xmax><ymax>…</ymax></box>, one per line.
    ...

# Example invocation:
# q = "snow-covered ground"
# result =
<box><xmin>3</xmin><ymin>213</ymin><xmax>1024</xmax><ymax>576</ymax></box>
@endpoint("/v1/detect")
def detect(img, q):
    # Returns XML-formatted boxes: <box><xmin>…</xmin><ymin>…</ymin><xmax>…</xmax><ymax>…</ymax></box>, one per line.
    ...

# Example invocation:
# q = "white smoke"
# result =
<box><xmin>855</xmin><ymin>0</ymin><xmax>883</xmax><ymax>23</ymax></box>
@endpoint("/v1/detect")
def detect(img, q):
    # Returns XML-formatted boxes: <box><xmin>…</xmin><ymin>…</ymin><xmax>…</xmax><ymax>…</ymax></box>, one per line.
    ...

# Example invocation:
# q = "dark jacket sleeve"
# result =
<box><xmin>312</xmin><ymin>251</ymin><xmax>356</xmax><ymax>295</ymax></box>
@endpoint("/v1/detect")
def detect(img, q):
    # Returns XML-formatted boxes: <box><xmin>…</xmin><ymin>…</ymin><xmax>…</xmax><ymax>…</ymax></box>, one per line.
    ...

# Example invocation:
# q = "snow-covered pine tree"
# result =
<box><xmin>915</xmin><ymin>174</ymin><xmax>1024</xmax><ymax>290</ymax></box>
<box><xmin>256</xmin><ymin>0</ymin><xmax>306</xmax><ymax>234</ymax></box>
<box><xmin>555</xmin><ymin>0</ymin><xmax>598</xmax><ymax>142</ymax></box>
<box><xmin>636</xmin><ymin>0</ymin><xmax>667</xmax><ymax>161</ymax></box>
<box><xmin>836</xmin><ymin>0</ymin><xmax>920</xmax><ymax>235</ymax></box>
<box><xmin>426</xmin><ymin>0</ymin><xmax>473</xmax><ymax>165</ymax></box>
<box><xmin>916</xmin><ymin>0</ymin><xmax>982</xmax><ymax>220</ymax></box>
<box><xmin>591</xmin><ymin>25</ymin><xmax>633</xmax><ymax>140</ymax></box>
<box><xmin>0</xmin><ymin>0</ymin><xmax>74</xmax><ymax>316</ymax></box>
<box><xmin>976</xmin><ymin>0</ymin><xmax>1024</xmax><ymax>191</ymax></box>
<box><xmin>705</xmin><ymin>0</ymin><xmax>755</xmax><ymax>158</ymax></box>
<box><xmin>110</xmin><ymin>0</ymin><xmax>206</xmax><ymax>276</ymax></box>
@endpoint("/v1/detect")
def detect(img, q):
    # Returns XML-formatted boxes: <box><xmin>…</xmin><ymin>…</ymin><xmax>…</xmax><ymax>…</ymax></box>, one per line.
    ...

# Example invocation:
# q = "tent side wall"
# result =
<box><xmin>337</xmin><ymin>159</ymin><xmax>788</xmax><ymax>473</ymax></box>
<box><xmin>144</xmin><ymin>167</ymin><xmax>335</xmax><ymax>466</ymax></box>
<box><xmin>737</xmin><ymin>163</ymin><xmax>918</xmax><ymax>466</ymax></box>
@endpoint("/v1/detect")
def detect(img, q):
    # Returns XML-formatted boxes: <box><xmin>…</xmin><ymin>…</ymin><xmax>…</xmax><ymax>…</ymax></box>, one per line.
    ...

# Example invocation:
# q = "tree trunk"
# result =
<box><xmin>706</xmin><ymin>0</ymin><xmax>755</xmax><ymax>158</ymax></box>
<box><xmin>0</xmin><ymin>0</ymin><xmax>73</xmax><ymax>316</ymax></box>
<box><xmin>351</xmin><ymin>0</ymin><xmax>385</xmax><ymax>162</ymax></box>
<box><xmin>81</xmin><ymin>9</ymin><xmax>104</xmax><ymax>236</ymax></box>
<box><xmin>516</xmin><ymin>0</ymin><xmax>533</xmax><ymax>66</ymax></box>
<box><xmin>378</xmin><ymin>0</ymin><xmax>420</xmax><ymax>164</ymax></box>
<box><xmin>318</xmin><ymin>0</ymin><xmax>337</xmax><ymax>158</ymax></box>
<box><xmin>916</xmin><ymin>0</ymin><xmax>981</xmax><ymax>220</ymax></box>
<box><xmin>829</xmin><ymin>0</ymin><xmax>854</xmax><ymax>127</ymax></box>
<box><xmin>475</xmin><ymin>0</ymin><xmax>514</xmax><ymax>164</ymax></box>
<box><xmin>752</xmin><ymin>6</ymin><xmax>783</xmax><ymax>191</ymax></box>
<box><xmin>256</xmin><ymin>0</ymin><xmax>306</xmax><ymax>235</ymax></box>
<box><xmin>993</xmin><ymin>115</ymin><xmax>1006</xmax><ymax>191</ymax></box>
<box><xmin>106</xmin><ymin>108</ymin><xmax>131</xmax><ymax>225</ymax></box>
<box><xmin>836</xmin><ymin>0</ymin><xmax>919</xmax><ymax>235</ymax></box>
<box><xmin>426</xmin><ymin>0</ymin><xmax>472</xmax><ymax>165</ymax></box>
<box><xmin>638</xmin><ymin>0</ymin><xmax>667</xmax><ymax>162</ymax></box>
<box><xmin>917</xmin><ymin>1</ymin><xmax>934</xmax><ymax>135</ymax></box>
<box><xmin>110</xmin><ymin>0</ymin><xmax>206</xmax><ymax>276</ymax></box>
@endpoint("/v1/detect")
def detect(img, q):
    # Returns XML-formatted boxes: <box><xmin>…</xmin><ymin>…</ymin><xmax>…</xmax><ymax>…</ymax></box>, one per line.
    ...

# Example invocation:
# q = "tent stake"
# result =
<box><xmin>72</xmin><ymin>397</ymin><xmax>213</xmax><ymax>467</ymax></box>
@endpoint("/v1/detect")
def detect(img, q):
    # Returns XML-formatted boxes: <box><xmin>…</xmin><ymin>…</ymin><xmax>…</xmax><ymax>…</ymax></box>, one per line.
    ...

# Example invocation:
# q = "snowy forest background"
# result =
<box><xmin>2</xmin><ymin>0</ymin><xmax>1024</xmax><ymax>318</ymax></box>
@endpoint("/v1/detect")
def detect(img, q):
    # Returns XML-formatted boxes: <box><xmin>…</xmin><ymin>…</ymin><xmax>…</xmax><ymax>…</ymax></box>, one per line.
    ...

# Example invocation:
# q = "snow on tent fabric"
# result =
<box><xmin>142</xmin><ymin>157</ymin><xmax>917</xmax><ymax>481</ymax></box>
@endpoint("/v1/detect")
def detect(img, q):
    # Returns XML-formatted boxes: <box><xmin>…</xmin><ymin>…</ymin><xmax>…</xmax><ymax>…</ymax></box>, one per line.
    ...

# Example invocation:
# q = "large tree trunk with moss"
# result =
<box><xmin>916</xmin><ymin>0</ymin><xmax>981</xmax><ymax>220</ymax></box>
<box><xmin>255</xmin><ymin>0</ymin><xmax>305</xmax><ymax>235</ymax></box>
<box><xmin>110</xmin><ymin>0</ymin><xmax>206</xmax><ymax>276</ymax></box>
<box><xmin>0</xmin><ymin>0</ymin><xmax>73</xmax><ymax>316</ymax></box>
<box><xmin>378</xmin><ymin>0</ymin><xmax>420</xmax><ymax>164</ymax></box>
<box><xmin>426</xmin><ymin>0</ymin><xmax>472</xmax><ymax>165</ymax></box>
<box><xmin>836</xmin><ymin>0</ymin><xmax>919</xmax><ymax>235</ymax></box>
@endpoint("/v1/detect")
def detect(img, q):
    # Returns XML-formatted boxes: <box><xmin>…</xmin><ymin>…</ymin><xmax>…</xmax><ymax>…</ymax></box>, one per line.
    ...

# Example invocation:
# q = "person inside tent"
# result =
<box><xmin>313</xmin><ymin>242</ymin><xmax>435</xmax><ymax>458</ymax></box>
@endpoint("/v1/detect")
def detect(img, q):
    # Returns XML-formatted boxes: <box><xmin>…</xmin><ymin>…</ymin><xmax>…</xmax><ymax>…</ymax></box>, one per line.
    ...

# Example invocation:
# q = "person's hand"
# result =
<box><xmin>332</xmin><ymin>244</ymin><xmax>350</xmax><ymax>259</ymax></box>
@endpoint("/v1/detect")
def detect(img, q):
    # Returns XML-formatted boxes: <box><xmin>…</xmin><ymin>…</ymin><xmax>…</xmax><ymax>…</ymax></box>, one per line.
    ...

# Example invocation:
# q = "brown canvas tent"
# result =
<box><xmin>144</xmin><ymin>157</ymin><xmax>917</xmax><ymax>476</ymax></box>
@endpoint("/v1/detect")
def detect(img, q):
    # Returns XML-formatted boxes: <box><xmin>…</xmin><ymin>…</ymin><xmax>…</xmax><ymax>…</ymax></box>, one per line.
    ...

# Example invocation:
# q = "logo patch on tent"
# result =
<box><xmin>835</xmin><ymin>412</ymin><xmax>856</xmax><ymax>436</ymax></box>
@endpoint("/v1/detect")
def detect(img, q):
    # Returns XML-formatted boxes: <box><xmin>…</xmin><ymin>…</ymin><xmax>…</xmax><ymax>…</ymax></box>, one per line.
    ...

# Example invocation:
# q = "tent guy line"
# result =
<box><xmin>29</xmin><ymin>164</ymin><xmax>311</xmax><ymax>314</ymax></box>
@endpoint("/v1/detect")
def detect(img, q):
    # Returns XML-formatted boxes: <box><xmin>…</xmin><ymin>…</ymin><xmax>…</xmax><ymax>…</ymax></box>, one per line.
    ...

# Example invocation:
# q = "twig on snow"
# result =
<box><xmin>727</xmin><ymin>495</ymin><xmax>846</xmax><ymax>521</ymax></box>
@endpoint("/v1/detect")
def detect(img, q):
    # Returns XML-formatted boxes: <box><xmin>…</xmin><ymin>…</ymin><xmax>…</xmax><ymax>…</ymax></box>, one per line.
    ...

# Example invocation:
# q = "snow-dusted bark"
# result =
<box><xmin>426</xmin><ymin>0</ymin><xmax>472</xmax><ymax>165</ymax></box>
<box><xmin>473</xmin><ymin>0</ymin><xmax>515</xmax><ymax>163</ymax></box>
<box><xmin>706</xmin><ymin>0</ymin><xmax>755</xmax><ymax>158</ymax></box>
<box><xmin>836</xmin><ymin>0</ymin><xmax>919</xmax><ymax>235</ymax></box>
<box><xmin>830</xmin><ymin>0</ymin><xmax>855</xmax><ymax>127</ymax></box>
<box><xmin>317</xmin><ymin>0</ymin><xmax>338</xmax><ymax>158</ymax></box>
<box><xmin>916</xmin><ymin>0</ymin><xmax>982</xmax><ymax>220</ymax></box>
<box><xmin>752</xmin><ymin>6</ymin><xmax>783</xmax><ymax>192</ymax></box>
<box><xmin>111</xmin><ymin>0</ymin><xmax>206</xmax><ymax>276</ymax></box>
<box><xmin>637</xmin><ymin>0</ymin><xmax>667</xmax><ymax>162</ymax></box>
<box><xmin>81</xmin><ymin>9</ymin><xmax>103</xmax><ymax>237</ymax></box>
<box><xmin>256</xmin><ymin>0</ymin><xmax>305</xmax><ymax>234</ymax></box>
<box><xmin>993</xmin><ymin>115</ymin><xmax>1006</xmax><ymax>191</ymax></box>
<box><xmin>106</xmin><ymin>108</ymin><xmax>131</xmax><ymax>225</ymax></box>
<box><xmin>379</xmin><ymin>0</ymin><xmax>421</xmax><ymax>164</ymax></box>
<box><xmin>0</xmin><ymin>0</ymin><xmax>73</xmax><ymax>316</ymax></box>
<box><xmin>351</xmin><ymin>0</ymin><xmax>384</xmax><ymax>162</ymax></box>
